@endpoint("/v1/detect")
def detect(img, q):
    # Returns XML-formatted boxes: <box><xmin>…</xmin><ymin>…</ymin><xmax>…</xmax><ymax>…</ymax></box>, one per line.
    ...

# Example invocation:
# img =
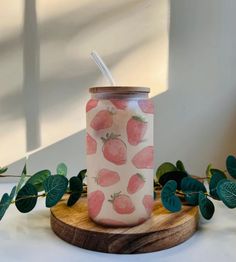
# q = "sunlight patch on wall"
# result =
<box><xmin>0</xmin><ymin>0</ymin><xmax>169</xmax><ymax>165</ymax></box>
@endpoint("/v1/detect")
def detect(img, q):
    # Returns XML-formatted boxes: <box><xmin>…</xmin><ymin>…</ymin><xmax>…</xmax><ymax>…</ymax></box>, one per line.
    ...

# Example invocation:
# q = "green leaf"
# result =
<box><xmin>69</xmin><ymin>177</ymin><xmax>83</xmax><ymax>192</ymax></box>
<box><xmin>185</xmin><ymin>192</ymin><xmax>199</xmax><ymax>206</ymax></box>
<box><xmin>0</xmin><ymin>166</ymin><xmax>8</xmax><ymax>174</ymax></box>
<box><xmin>210</xmin><ymin>168</ymin><xmax>226</xmax><ymax>179</ymax></box>
<box><xmin>159</xmin><ymin>171</ymin><xmax>188</xmax><ymax>190</ymax></box>
<box><xmin>43</xmin><ymin>175</ymin><xmax>68</xmax><ymax>207</ymax></box>
<box><xmin>15</xmin><ymin>184</ymin><xmax>38</xmax><ymax>213</ymax></box>
<box><xmin>161</xmin><ymin>180</ymin><xmax>182</xmax><ymax>212</ymax></box>
<box><xmin>67</xmin><ymin>177</ymin><xmax>83</xmax><ymax>207</ymax></box>
<box><xmin>0</xmin><ymin>186</ymin><xmax>16</xmax><ymax>220</ymax></box>
<box><xmin>56</xmin><ymin>163</ymin><xmax>67</xmax><ymax>176</ymax></box>
<box><xmin>26</xmin><ymin>170</ymin><xmax>51</xmax><ymax>192</ymax></box>
<box><xmin>217</xmin><ymin>178</ymin><xmax>229</xmax><ymax>188</ymax></box>
<box><xmin>67</xmin><ymin>192</ymin><xmax>82</xmax><ymax>207</ymax></box>
<box><xmin>226</xmin><ymin>155</ymin><xmax>236</xmax><ymax>178</ymax></box>
<box><xmin>156</xmin><ymin>162</ymin><xmax>177</xmax><ymax>181</ymax></box>
<box><xmin>206</xmin><ymin>164</ymin><xmax>213</xmax><ymax>183</ymax></box>
<box><xmin>0</xmin><ymin>194</ymin><xmax>11</xmax><ymax>219</ymax></box>
<box><xmin>217</xmin><ymin>181</ymin><xmax>236</xmax><ymax>208</ymax></box>
<box><xmin>153</xmin><ymin>191</ymin><xmax>157</xmax><ymax>200</ymax></box>
<box><xmin>10</xmin><ymin>186</ymin><xmax>16</xmax><ymax>199</ymax></box>
<box><xmin>181</xmin><ymin>177</ymin><xmax>206</xmax><ymax>205</ymax></box>
<box><xmin>16</xmin><ymin>163</ymin><xmax>27</xmax><ymax>193</ymax></box>
<box><xmin>78</xmin><ymin>169</ymin><xmax>87</xmax><ymax>183</ymax></box>
<box><xmin>198</xmin><ymin>192</ymin><xmax>215</xmax><ymax>220</ymax></box>
<box><xmin>176</xmin><ymin>160</ymin><xmax>186</xmax><ymax>172</ymax></box>
<box><xmin>181</xmin><ymin>177</ymin><xmax>207</xmax><ymax>194</ymax></box>
<box><xmin>209</xmin><ymin>169</ymin><xmax>227</xmax><ymax>200</ymax></box>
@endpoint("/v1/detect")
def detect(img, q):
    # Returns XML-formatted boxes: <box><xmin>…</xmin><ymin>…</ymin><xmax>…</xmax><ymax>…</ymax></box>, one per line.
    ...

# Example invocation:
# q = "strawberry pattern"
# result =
<box><xmin>108</xmin><ymin>192</ymin><xmax>135</xmax><ymax>214</ymax></box>
<box><xmin>126</xmin><ymin>116</ymin><xmax>147</xmax><ymax>146</ymax></box>
<box><xmin>86</xmin><ymin>133</ymin><xmax>97</xmax><ymax>155</ymax></box>
<box><xmin>110</xmin><ymin>99</ymin><xmax>128</xmax><ymax>110</ymax></box>
<box><xmin>94</xmin><ymin>168</ymin><xmax>120</xmax><ymax>187</ymax></box>
<box><xmin>127</xmin><ymin>173</ymin><xmax>145</xmax><ymax>194</ymax></box>
<box><xmin>132</xmin><ymin>146</ymin><xmax>154</xmax><ymax>169</ymax></box>
<box><xmin>86</xmin><ymin>99</ymin><xmax>98</xmax><ymax>112</ymax></box>
<box><xmin>88</xmin><ymin>190</ymin><xmax>105</xmax><ymax>219</ymax></box>
<box><xmin>138</xmin><ymin>99</ymin><xmax>154</xmax><ymax>114</ymax></box>
<box><xmin>101</xmin><ymin>133</ymin><xmax>127</xmax><ymax>165</ymax></box>
<box><xmin>143</xmin><ymin>194</ymin><xmax>154</xmax><ymax>215</ymax></box>
<box><xmin>90</xmin><ymin>109</ymin><xmax>113</xmax><ymax>131</ymax></box>
<box><xmin>86</xmin><ymin>98</ymin><xmax>154</xmax><ymax>226</ymax></box>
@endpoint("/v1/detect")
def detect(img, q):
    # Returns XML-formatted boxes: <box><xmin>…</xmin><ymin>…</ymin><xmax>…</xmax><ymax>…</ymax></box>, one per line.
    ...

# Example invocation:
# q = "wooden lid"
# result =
<box><xmin>89</xmin><ymin>86</ymin><xmax>150</xmax><ymax>94</ymax></box>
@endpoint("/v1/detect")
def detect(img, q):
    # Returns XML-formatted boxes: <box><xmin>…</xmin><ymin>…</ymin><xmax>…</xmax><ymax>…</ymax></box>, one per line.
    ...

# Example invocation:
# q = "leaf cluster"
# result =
<box><xmin>0</xmin><ymin>162</ymin><xmax>86</xmax><ymax>220</ymax></box>
<box><xmin>1</xmin><ymin>155</ymin><xmax>236</xmax><ymax>222</ymax></box>
<box><xmin>158</xmin><ymin>156</ymin><xmax>236</xmax><ymax>220</ymax></box>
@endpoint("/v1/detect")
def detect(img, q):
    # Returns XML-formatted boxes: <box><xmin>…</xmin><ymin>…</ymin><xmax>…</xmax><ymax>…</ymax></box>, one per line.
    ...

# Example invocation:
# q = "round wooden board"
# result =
<box><xmin>50</xmin><ymin>196</ymin><xmax>198</xmax><ymax>254</ymax></box>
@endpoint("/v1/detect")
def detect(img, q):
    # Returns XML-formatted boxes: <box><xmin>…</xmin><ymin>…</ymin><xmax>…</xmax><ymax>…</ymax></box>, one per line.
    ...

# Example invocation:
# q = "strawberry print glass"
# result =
<box><xmin>86</xmin><ymin>86</ymin><xmax>154</xmax><ymax>227</ymax></box>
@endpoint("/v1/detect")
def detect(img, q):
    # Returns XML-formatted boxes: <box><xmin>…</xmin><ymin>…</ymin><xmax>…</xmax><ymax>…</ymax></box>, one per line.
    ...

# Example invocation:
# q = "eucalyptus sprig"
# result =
<box><xmin>157</xmin><ymin>155</ymin><xmax>236</xmax><ymax>220</ymax></box>
<box><xmin>0</xmin><ymin>163</ymin><xmax>86</xmax><ymax>220</ymax></box>
<box><xmin>1</xmin><ymin>154</ymin><xmax>236</xmax><ymax>222</ymax></box>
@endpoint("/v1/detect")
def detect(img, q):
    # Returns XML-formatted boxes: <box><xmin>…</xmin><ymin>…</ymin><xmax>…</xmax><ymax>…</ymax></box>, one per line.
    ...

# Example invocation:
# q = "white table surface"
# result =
<box><xmin>0</xmin><ymin>183</ymin><xmax>235</xmax><ymax>262</ymax></box>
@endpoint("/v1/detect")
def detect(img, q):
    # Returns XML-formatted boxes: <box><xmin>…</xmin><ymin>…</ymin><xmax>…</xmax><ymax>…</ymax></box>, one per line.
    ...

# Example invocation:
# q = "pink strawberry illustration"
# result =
<box><xmin>127</xmin><ymin>173</ymin><xmax>145</xmax><ymax>194</ymax></box>
<box><xmin>142</xmin><ymin>195</ymin><xmax>154</xmax><ymax>215</ymax></box>
<box><xmin>126</xmin><ymin>116</ymin><xmax>147</xmax><ymax>145</ymax></box>
<box><xmin>101</xmin><ymin>133</ymin><xmax>127</xmax><ymax>165</ymax></box>
<box><xmin>110</xmin><ymin>99</ymin><xmax>127</xmax><ymax>110</ymax></box>
<box><xmin>90</xmin><ymin>109</ymin><xmax>113</xmax><ymax>131</ymax></box>
<box><xmin>86</xmin><ymin>99</ymin><xmax>98</xmax><ymax>112</ymax></box>
<box><xmin>88</xmin><ymin>190</ymin><xmax>105</xmax><ymax>219</ymax></box>
<box><xmin>97</xmin><ymin>218</ymin><xmax>127</xmax><ymax>227</ymax></box>
<box><xmin>138</xmin><ymin>100</ymin><xmax>154</xmax><ymax>114</ymax></box>
<box><xmin>132</xmin><ymin>146</ymin><xmax>154</xmax><ymax>169</ymax></box>
<box><xmin>86</xmin><ymin>133</ymin><xmax>97</xmax><ymax>155</ymax></box>
<box><xmin>95</xmin><ymin>168</ymin><xmax>120</xmax><ymax>187</ymax></box>
<box><xmin>108</xmin><ymin>192</ymin><xmax>135</xmax><ymax>214</ymax></box>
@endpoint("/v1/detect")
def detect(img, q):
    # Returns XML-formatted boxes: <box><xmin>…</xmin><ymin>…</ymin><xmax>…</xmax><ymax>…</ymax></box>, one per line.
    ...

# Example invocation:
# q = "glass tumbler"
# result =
<box><xmin>86</xmin><ymin>86</ymin><xmax>154</xmax><ymax>227</ymax></box>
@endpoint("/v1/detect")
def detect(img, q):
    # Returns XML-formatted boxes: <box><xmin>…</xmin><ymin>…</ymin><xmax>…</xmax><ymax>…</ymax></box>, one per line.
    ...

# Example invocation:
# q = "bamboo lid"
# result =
<box><xmin>89</xmin><ymin>86</ymin><xmax>150</xmax><ymax>94</ymax></box>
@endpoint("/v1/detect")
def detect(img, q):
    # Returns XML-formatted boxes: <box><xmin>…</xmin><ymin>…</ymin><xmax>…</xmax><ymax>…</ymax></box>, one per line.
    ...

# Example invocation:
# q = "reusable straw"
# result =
<box><xmin>90</xmin><ymin>51</ymin><xmax>116</xmax><ymax>86</ymax></box>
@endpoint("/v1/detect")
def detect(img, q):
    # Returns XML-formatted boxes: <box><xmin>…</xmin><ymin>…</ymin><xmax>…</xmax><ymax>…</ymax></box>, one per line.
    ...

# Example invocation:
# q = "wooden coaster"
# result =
<box><xmin>50</xmin><ymin>196</ymin><xmax>198</xmax><ymax>254</ymax></box>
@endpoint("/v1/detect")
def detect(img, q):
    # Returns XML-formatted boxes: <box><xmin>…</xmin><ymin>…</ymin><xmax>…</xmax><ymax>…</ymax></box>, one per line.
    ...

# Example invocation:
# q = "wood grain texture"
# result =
<box><xmin>50</xmin><ymin>196</ymin><xmax>198</xmax><ymax>254</ymax></box>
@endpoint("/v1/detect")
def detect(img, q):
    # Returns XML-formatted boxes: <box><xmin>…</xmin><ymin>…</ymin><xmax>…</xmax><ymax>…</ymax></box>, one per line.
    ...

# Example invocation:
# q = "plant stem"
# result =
<box><xmin>176</xmin><ymin>189</ymin><xmax>212</xmax><ymax>198</ymax></box>
<box><xmin>0</xmin><ymin>192</ymin><xmax>46</xmax><ymax>208</ymax></box>
<box><xmin>190</xmin><ymin>175</ymin><xmax>208</xmax><ymax>181</ymax></box>
<box><xmin>0</xmin><ymin>174</ymin><xmax>31</xmax><ymax>178</ymax></box>
<box><xmin>11</xmin><ymin>193</ymin><xmax>46</xmax><ymax>204</ymax></box>
<box><xmin>175</xmin><ymin>190</ymin><xmax>185</xmax><ymax>196</ymax></box>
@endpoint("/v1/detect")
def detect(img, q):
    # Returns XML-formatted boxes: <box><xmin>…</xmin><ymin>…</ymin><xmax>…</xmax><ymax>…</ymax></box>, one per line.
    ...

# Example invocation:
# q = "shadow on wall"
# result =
<box><xmin>23</xmin><ymin>0</ymin><xmax>41</xmax><ymax>151</ymax></box>
<box><xmin>5</xmin><ymin>0</ymin><xmax>236</xmax><ymax>179</ymax></box>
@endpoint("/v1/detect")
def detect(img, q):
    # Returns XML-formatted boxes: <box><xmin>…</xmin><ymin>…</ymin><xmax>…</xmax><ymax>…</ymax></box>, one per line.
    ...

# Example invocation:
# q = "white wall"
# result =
<box><xmin>155</xmin><ymin>0</ymin><xmax>236</xmax><ymax>176</ymax></box>
<box><xmin>3</xmin><ymin>0</ymin><xmax>236</xmax><ymax>179</ymax></box>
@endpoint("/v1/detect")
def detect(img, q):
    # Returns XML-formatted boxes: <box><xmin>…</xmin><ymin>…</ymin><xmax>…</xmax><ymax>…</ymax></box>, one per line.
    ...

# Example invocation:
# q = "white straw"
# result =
<box><xmin>90</xmin><ymin>51</ymin><xmax>116</xmax><ymax>86</ymax></box>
